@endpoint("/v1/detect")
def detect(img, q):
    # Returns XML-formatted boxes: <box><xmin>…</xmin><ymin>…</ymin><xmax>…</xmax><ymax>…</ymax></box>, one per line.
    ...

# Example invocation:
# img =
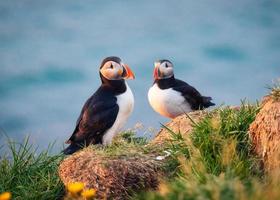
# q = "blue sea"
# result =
<box><xmin>0</xmin><ymin>0</ymin><xmax>279</xmax><ymax>152</ymax></box>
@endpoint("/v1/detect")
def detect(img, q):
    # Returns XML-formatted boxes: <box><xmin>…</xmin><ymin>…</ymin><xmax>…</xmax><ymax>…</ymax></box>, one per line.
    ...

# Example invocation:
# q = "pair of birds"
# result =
<box><xmin>63</xmin><ymin>56</ymin><xmax>215</xmax><ymax>154</ymax></box>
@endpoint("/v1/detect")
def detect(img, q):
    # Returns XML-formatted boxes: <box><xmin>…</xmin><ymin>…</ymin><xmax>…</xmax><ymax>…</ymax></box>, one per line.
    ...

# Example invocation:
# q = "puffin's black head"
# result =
<box><xmin>153</xmin><ymin>59</ymin><xmax>174</xmax><ymax>80</ymax></box>
<box><xmin>99</xmin><ymin>56</ymin><xmax>135</xmax><ymax>81</ymax></box>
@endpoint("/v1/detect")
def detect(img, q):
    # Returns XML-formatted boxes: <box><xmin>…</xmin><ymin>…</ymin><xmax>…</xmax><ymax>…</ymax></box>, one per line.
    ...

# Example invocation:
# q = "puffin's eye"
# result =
<box><xmin>110</xmin><ymin>64</ymin><xmax>114</xmax><ymax>69</ymax></box>
<box><xmin>165</xmin><ymin>63</ymin><xmax>169</xmax><ymax>68</ymax></box>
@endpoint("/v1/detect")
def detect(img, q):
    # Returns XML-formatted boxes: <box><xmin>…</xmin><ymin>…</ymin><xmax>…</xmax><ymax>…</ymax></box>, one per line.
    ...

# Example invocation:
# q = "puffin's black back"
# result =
<box><xmin>154</xmin><ymin>76</ymin><xmax>215</xmax><ymax>110</ymax></box>
<box><xmin>63</xmin><ymin>77</ymin><xmax>127</xmax><ymax>155</ymax></box>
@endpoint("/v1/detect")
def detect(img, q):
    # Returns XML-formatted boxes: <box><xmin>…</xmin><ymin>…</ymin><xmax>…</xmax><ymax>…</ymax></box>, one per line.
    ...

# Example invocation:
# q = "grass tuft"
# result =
<box><xmin>86</xmin><ymin>131</ymin><xmax>151</xmax><ymax>157</ymax></box>
<box><xmin>191</xmin><ymin>102</ymin><xmax>261</xmax><ymax>178</ymax></box>
<box><xmin>0</xmin><ymin>137</ymin><xmax>64</xmax><ymax>200</ymax></box>
<box><xmin>1</xmin><ymin>100</ymin><xmax>279</xmax><ymax>200</ymax></box>
<box><xmin>135</xmin><ymin>102</ymin><xmax>280</xmax><ymax>200</ymax></box>
<box><xmin>267</xmin><ymin>79</ymin><xmax>280</xmax><ymax>100</ymax></box>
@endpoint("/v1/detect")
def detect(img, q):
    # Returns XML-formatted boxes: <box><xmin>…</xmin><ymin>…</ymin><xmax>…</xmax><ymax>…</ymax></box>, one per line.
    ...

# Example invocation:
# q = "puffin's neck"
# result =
<box><xmin>154</xmin><ymin>75</ymin><xmax>176</xmax><ymax>89</ymax></box>
<box><xmin>100</xmin><ymin>73</ymin><xmax>127</xmax><ymax>94</ymax></box>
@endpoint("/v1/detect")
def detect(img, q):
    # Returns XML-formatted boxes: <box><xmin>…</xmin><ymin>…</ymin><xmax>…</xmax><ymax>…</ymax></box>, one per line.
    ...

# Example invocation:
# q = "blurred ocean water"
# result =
<box><xmin>0</xmin><ymin>0</ymin><xmax>279</xmax><ymax>152</ymax></box>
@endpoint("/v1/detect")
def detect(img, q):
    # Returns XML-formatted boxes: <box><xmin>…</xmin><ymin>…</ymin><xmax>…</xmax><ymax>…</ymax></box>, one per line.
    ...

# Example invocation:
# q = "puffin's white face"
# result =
<box><xmin>100</xmin><ymin>61</ymin><xmax>135</xmax><ymax>80</ymax></box>
<box><xmin>154</xmin><ymin>61</ymin><xmax>174</xmax><ymax>80</ymax></box>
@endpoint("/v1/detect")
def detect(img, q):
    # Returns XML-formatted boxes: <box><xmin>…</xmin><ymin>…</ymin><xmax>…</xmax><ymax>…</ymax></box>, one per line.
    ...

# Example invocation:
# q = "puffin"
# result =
<box><xmin>148</xmin><ymin>59</ymin><xmax>215</xmax><ymax>119</ymax></box>
<box><xmin>63</xmin><ymin>56</ymin><xmax>135</xmax><ymax>155</ymax></box>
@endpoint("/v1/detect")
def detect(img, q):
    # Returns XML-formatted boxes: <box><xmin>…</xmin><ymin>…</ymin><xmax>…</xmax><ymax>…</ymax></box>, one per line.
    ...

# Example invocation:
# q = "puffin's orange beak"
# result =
<box><xmin>153</xmin><ymin>66</ymin><xmax>159</xmax><ymax>80</ymax></box>
<box><xmin>123</xmin><ymin>64</ymin><xmax>135</xmax><ymax>79</ymax></box>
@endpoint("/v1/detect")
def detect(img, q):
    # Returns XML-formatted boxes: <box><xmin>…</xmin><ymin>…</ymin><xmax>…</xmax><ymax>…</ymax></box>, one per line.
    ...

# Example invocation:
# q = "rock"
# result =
<box><xmin>58</xmin><ymin>148</ymin><xmax>161</xmax><ymax>200</ymax></box>
<box><xmin>150</xmin><ymin>110</ymin><xmax>209</xmax><ymax>145</ymax></box>
<box><xmin>249</xmin><ymin>95</ymin><xmax>280</xmax><ymax>173</ymax></box>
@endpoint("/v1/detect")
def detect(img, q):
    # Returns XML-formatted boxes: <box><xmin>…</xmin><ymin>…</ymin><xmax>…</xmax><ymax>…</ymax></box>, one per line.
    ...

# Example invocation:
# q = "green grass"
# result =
<box><xmin>0</xmin><ymin>137</ymin><xmax>64</xmax><ymax>200</ymax></box>
<box><xmin>0</xmin><ymin>132</ymin><xmax>152</xmax><ymax>200</ymax></box>
<box><xmin>135</xmin><ymin>102</ymin><xmax>280</xmax><ymax>200</ymax></box>
<box><xmin>85</xmin><ymin>131</ymin><xmax>152</xmax><ymax>157</ymax></box>
<box><xmin>1</xmin><ymin>101</ymin><xmax>280</xmax><ymax>200</ymax></box>
<box><xmin>191</xmin><ymin>103</ymin><xmax>261</xmax><ymax>178</ymax></box>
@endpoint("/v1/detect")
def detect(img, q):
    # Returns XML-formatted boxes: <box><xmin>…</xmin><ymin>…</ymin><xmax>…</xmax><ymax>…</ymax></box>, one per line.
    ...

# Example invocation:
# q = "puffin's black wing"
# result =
<box><xmin>63</xmin><ymin>89</ymin><xmax>119</xmax><ymax>154</ymax></box>
<box><xmin>173</xmin><ymin>79</ymin><xmax>215</xmax><ymax>110</ymax></box>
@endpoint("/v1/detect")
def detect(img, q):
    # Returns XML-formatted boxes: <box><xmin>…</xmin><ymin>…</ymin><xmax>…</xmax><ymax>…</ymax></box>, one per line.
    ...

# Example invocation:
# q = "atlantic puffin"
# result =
<box><xmin>148</xmin><ymin>59</ymin><xmax>215</xmax><ymax>119</ymax></box>
<box><xmin>63</xmin><ymin>56</ymin><xmax>135</xmax><ymax>155</ymax></box>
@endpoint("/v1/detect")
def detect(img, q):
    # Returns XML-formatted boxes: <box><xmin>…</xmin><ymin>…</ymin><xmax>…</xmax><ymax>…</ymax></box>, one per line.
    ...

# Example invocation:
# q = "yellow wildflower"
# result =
<box><xmin>67</xmin><ymin>182</ymin><xmax>84</xmax><ymax>195</ymax></box>
<box><xmin>0</xmin><ymin>192</ymin><xmax>11</xmax><ymax>200</ymax></box>
<box><xmin>81</xmin><ymin>189</ymin><xmax>96</xmax><ymax>199</ymax></box>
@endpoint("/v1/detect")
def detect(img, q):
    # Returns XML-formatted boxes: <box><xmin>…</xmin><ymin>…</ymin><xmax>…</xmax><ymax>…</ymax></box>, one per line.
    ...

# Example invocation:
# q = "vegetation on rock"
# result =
<box><xmin>1</xmin><ymin>89</ymin><xmax>280</xmax><ymax>199</ymax></box>
<box><xmin>136</xmin><ymin>95</ymin><xmax>280</xmax><ymax>200</ymax></box>
<box><xmin>59</xmin><ymin>133</ymin><xmax>161</xmax><ymax>200</ymax></box>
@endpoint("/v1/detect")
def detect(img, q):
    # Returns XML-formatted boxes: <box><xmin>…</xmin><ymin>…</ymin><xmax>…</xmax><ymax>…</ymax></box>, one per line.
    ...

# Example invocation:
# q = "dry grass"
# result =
<box><xmin>267</xmin><ymin>79</ymin><xmax>280</xmax><ymax>101</ymax></box>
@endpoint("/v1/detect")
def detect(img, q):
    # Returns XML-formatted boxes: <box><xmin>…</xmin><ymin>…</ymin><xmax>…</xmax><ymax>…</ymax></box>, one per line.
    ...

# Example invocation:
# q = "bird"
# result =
<box><xmin>63</xmin><ymin>56</ymin><xmax>135</xmax><ymax>155</ymax></box>
<box><xmin>148</xmin><ymin>59</ymin><xmax>215</xmax><ymax>119</ymax></box>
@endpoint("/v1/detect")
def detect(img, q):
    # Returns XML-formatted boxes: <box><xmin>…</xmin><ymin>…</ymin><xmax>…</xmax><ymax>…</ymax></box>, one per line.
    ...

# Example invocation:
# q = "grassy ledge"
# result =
<box><xmin>136</xmin><ymin>102</ymin><xmax>280</xmax><ymax>200</ymax></box>
<box><xmin>1</xmin><ymin>100</ymin><xmax>280</xmax><ymax>199</ymax></box>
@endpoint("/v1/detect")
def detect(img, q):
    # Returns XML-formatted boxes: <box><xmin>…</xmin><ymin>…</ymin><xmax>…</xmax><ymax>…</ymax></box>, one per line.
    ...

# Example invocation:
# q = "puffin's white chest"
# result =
<box><xmin>102</xmin><ymin>83</ymin><xmax>134</xmax><ymax>145</ymax></box>
<box><xmin>148</xmin><ymin>84</ymin><xmax>192</xmax><ymax>118</ymax></box>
